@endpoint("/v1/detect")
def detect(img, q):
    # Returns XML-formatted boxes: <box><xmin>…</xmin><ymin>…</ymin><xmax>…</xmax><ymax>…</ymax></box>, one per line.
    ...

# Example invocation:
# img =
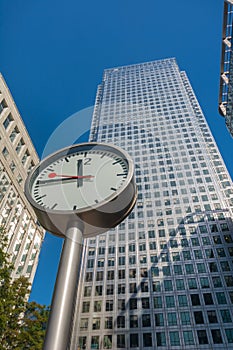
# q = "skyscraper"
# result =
<box><xmin>219</xmin><ymin>0</ymin><xmax>233</xmax><ymax>137</ymax></box>
<box><xmin>0</xmin><ymin>74</ymin><xmax>45</xmax><ymax>284</ymax></box>
<box><xmin>73</xmin><ymin>58</ymin><xmax>233</xmax><ymax>349</ymax></box>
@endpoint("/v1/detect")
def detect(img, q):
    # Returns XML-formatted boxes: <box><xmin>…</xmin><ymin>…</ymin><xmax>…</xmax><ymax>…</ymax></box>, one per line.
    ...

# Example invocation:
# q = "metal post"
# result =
<box><xmin>43</xmin><ymin>222</ymin><xmax>83</xmax><ymax>350</ymax></box>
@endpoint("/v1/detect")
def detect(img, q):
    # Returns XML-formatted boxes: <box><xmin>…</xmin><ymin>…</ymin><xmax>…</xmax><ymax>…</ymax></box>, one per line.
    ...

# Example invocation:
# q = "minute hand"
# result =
<box><xmin>37</xmin><ymin>175</ymin><xmax>94</xmax><ymax>185</ymax></box>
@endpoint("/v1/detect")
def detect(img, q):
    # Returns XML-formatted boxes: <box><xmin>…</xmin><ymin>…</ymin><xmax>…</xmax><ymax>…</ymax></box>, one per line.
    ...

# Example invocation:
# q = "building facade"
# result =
<box><xmin>0</xmin><ymin>74</ymin><xmax>44</xmax><ymax>283</ymax></box>
<box><xmin>73</xmin><ymin>58</ymin><xmax>233</xmax><ymax>349</ymax></box>
<box><xmin>219</xmin><ymin>0</ymin><xmax>233</xmax><ymax>137</ymax></box>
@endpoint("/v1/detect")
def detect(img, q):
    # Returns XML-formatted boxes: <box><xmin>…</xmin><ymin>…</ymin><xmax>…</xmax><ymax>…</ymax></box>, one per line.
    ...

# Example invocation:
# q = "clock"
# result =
<box><xmin>25</xmin><ymin>142</ymin><xmax>137</xmax><ymax>238</ymax></box>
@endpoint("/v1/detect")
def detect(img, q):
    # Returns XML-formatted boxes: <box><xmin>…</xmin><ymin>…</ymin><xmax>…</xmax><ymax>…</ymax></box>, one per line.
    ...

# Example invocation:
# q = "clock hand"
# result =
<box><xmin>77</xmin><ymin>160</ymin><xmax>83</xmax><ymax>188</ymax></box>
<box><xmin>48</xmin><ymin>172</ymin><xmax>94</xmax><ymax>179</ymax></box>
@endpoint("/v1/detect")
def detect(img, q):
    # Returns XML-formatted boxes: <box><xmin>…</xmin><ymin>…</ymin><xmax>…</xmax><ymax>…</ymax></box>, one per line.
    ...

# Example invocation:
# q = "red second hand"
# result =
<box><xmin>48</xmin><ymin>172</ymin><xmax>94</xmax><ymax>179</ymax></box>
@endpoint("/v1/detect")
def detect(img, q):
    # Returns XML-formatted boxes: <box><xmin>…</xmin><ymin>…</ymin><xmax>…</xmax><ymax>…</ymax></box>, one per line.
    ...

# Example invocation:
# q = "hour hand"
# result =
<box><xmin>77</xmin><ymin>160</ymin><xmax>83</xmax><ymax>188</ymax></box>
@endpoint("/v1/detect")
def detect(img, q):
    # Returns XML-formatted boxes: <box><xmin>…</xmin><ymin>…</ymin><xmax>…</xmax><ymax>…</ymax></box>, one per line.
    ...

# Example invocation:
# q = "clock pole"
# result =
<box><xmin>43</xmin><ymin>221</ymin><xmax>84</xmax><ymax>350</ymax></box>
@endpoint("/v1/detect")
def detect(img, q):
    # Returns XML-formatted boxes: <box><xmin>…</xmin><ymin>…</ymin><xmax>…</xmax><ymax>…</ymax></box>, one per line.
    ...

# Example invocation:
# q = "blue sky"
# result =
<box><xmin>0</xmin><ymin>0</ymin><xmax>232</xmax><ymax>305</ymax></box>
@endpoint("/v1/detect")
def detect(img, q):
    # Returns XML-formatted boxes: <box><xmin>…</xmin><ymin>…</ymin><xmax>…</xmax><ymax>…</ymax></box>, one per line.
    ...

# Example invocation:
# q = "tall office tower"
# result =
<box><xmin>73</xmin><ymin>58</ymin><xmax>233</xmax><ymax>349</ymax></box>
<box><xmin>219</xmin><ymin>0</ymin><xmax>233</xmax><ymax>137</ymax></box>
<box><xmin>0</xmin><ymin>74</ymin><xmax>45</xmax><ymax>284</ymax></box>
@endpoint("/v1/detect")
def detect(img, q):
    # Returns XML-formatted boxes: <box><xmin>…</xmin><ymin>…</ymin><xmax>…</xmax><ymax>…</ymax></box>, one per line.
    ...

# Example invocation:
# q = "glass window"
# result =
<box><xmin>156</xmin><ymin>332</ymin><xmax>166</xmax><ymax>346</ymax></box>
<box><xmin>106</xmin><ymin>300</ymin><xmax>113</xmax><ymax>311</ymax></box>
<box><xmin>130</xmin><ymin>334</ymin><xmax>139</xmax><ymax>348</ymax></box>
<box><xmin>155</xmin><ymin>313</ymin><xmax>164</xmax><ymax>326</ymax></box>
<box><xmin>130</xmin><ymin>315</ymin><xmax>138</xmax><ymax>328</ymax></box>
<box><xmin>194</xmin><ymin>311</ymin><xmax>204</xmax><ymax>324</ymax></box>
<box><xmin>154</xmin><ymin>296</ymin><xmax>162</xmax><ymax>308</ymax></box>
<box><xmin>211</xmin><ymin>329</ymin><xmax>223</xmax><ymax>344</ymax></box>
<box><xmin>92</xmin><ymin>318</ymin><xmax>101</xmax><ymax>330</ymax></box>
<box><xmin>142</xmin><ymin>314</ymin><xmax>151</xmax><ymax>327</ymax></box>
<box><xmin>183</xmin><ymin>331</ymin><xmax>194</xmax><ymax>345</ymax></box>
<box><xmin>117</xmin><ymin>316</ymin><xmax>125</xmax><ymax>328</ymax></box>
<box><xmin>143</xmin><ymin>333</ymin><xmax>152</xmax><ymax>347</ymax></box>
<box><xmin>167</xmin><ymin>313</ymin><xmax>177</xmax><ymax>325</ymax></box>
<box><xmin>165</xmin><ymin>296</ymin><xmax>175</xmax><ymax>308</ymax></box>
<box><xmin>91</xmin><ymin>336</ymin><xmax>99</xmax><ymax>349</ymax></box>
<box><xmin>169</xmin><ymin>331</ymin><xmax>180</xmax><ymax>346</ymax></box>
<box><xmin>180</xmin><ymin>311</ymin><xmax>191</xmax><ymax>325</ymax></box>
<box><xmin>225</xmin><ymin>329</ymin><xmax>233</xmax><ymax>343</ymax></box>
<box><xmin>103</xmin><ymin>335</ymin><xmax>112</xmax><ymax>349</ymax></box>
<box><xmin>117</xmin><ymin>334</ymin><xmax>125</xmax><ymax>348</ymax></box>
<box><xmin>197</xmin><ymin>330</ymin><xmax>208</xmax><ymax>344</ymax></box>
<box><xmin>94</xmin><ymin>301</ymin><xmax>101</xmax><ymax>312</ymax></box>
<box><xmin>190</xmin><ymin>294</ymin><xmax>200</xmax><ymax>306</ymax></box>
<box><xmin>220</xmin><ymin>309</ymin><xmax>232</xmax><ymax>323</ymax></box>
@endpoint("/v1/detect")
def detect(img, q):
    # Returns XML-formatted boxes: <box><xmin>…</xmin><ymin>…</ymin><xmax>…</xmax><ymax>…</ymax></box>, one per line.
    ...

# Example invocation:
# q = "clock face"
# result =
<box><xmin>31</xmin><ymin>146</ymin><xmax>129</xmax><ymax>212</ymax></box>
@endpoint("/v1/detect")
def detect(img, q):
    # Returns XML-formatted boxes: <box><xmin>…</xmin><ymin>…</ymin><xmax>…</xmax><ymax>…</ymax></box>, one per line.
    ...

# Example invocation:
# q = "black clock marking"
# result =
<box><xmin>51</xmin><ymin>203</ymin><xmax>58</xmax><ymax>210</ymax></box>
<box><xmin>84</xmin><ymin>158</ymin><xmax>91</xmax><ymax>165</ymax></box>
<box><xmin>112</xmin><ymin>159</ymin><xmax>121</xmax><ymax>165</ymax></box>
<box><xmin>73</xmin><ymin>205</ymin><xmax>77</xmax><ymax>210</ymax></box>
<box><xmin>35</xmin><ymin>194</ymin><xmax>47</xmax><ymax>200</ymax></box>
<box><xmin>110</xmin><ymin>187</ymin><xmax>117</xmax><ymax>191</ymax></box>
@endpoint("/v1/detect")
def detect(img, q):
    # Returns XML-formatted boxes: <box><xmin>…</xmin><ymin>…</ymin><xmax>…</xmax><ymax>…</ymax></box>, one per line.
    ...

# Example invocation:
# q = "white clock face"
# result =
<box><xmin>31</xmin><ymin>148</ymin><xmax>129</xmax><ymax>211</ymax></box>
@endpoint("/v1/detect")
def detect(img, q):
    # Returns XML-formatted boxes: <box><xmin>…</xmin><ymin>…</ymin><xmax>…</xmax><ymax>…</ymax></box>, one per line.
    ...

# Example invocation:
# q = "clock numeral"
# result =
<box><xmin>110</xmin><ymin>187</ymin><xmax>117</xmax><ymax>191</ymax></box>
<box><xmin>65</xmin><ymin>157</ymin><xmax>70</xmax><ymax>162</ymax></box>
<box><xmin>73</xmin><ymin>205</ymin><xmax>78</xmax><ymax>210</ymax></box>
<box><xmin>51</xmin><ymin>203</ymin><xmax>58</xmax><ymax>210</ymax></box>
<box><xmin>84</xmin><ymin>158</ymin><xmax>91</xmax><ymax>165</ymax></box>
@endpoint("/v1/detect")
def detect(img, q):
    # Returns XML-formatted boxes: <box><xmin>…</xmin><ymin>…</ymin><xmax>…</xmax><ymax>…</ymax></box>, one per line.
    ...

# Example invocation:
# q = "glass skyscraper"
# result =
<box><xmin>72</xmin><ymin>58</ymin><xmax>233</xmax><ymax>349</ymax></box>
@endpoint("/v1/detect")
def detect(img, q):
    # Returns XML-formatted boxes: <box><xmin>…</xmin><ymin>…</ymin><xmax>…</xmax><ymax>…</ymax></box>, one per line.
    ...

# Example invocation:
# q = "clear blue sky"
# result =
<box><xmin>0</xmin><ymin>0</ymin><xmax>232</xmax><ymax>305</ymax></box>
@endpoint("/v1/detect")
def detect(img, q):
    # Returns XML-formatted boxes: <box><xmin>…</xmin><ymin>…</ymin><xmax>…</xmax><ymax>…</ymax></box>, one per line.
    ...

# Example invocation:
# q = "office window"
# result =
<box><xmin>220</xmin><ymin>309</ymin><xmax>232</xmax><ymax>323</ymax></box>
<box><xmin>105</xmin><ymin>317</ymin><xmax>113</xmax><ymax>329</ymax></box>
<box><xmin>142</xmin><ymin>314</ymin><xmax>151</xmax><ymax>327</ymax></box>
<box><xmin>117</xmin><ymin>316</ymin><xmax>125</xmax><ymax>328</ymax></box>
<box><xmin>165</xmin><ymin>296</ymin><xmax>175</xmax><ymax>308</ymax></box>
<box><xmin>106</xmin><ymin>300</ymin><xmax>113</xmax><ymax>311</ymax></box>
<box><xmin>143</xmin><ymin>333</ymin><xmax>152</xmax><ymax>347</ymax></box>
<box><xmin>80</xmin><ymin>318</ymin><xmax>88</xmax><ymax>330</ymax></box>
<box><xmin>180</xmin><ymin>311</ymin><xmax>191</xmax><ymax>325</ymax></box>
<box><xmin>95</xmin><ymin>285</ymin><xmax>102</xmax><ymax>296</ymax></box>
<box><xmin>142</xmin><ymin>297</ymin><xmax>150</xmax><ymax>309</ymax></box>
<box><xmin>225</xmin><ymin>329</ymin><xmax>233</xmax><ymax>343</ymax></box>
<box><xmin>103</xmin><ymin>335</ymin><xmax>112</xmax><ymax>349</ymax></box>
<box><xmin>190</xmin><ymin>294</ymin><xmax>200</xmax><ymax>306</ymax></box>
<box><xmin>167</xmin><ymin>313</ymin><xmax>177</xmax><ymax>326</ymax></box>
<box><xmin>169</xmin><ymin>332</ymin><xmax>180</xmax><ymax>346</ymax></box>
<box><xmin>216</xmin><ymin>292</ymin><xmax>227</xmax><ymax>304</ymax></box>
<box><xmin>178</xmin><ymin>295</ymin><xmax>188</xmax><ymax>307</ymax></box>
<box><xmin>197</xmin><ymin>330</ymin><xmax>208</xmax><ymax>344</ymax></box>
<box><xmin>94</xmin><ymin>301</ymin><xmax>101</xmax><ymax>312</ymax></box>
<box><xmin>211</xmin><ymin>329</ymin><xmax>223</xmax><ymax>344</ymax></box>
<box><xmin>207</xmin><ymin>310</ymin><xmax>218</xmax><ymax>323</ymax></box>
<box><xmin>155</xmin><ymin>313</ymin><xmax>164</xmax><ymax>326</ymax></box>
<box><xmin>156</xmin><ymin>332</ymin><xmax>166</xmax><ymax>346</ymax></box>
<box><xmin>3</xmin><ymin>113</ymin><xmax>13</xmax><ymax>129</ymax></box>
<box><xmin>183</xmin><ymin>331</ymin><xmax>194</xmax><ymax>345</ymax></box>
<box><xmin>92</xmin><ymin>318</ymin><xmax>100</xmax><ymax>330</ymax></box>
<box><xmin>130</xmin><ymin>315</ymin><xmax>138</xmax><ymax>328</ymax></box>
<box><xmin>84</xmin><ymin>286</ymin><xmax>92</xmax><ymax>297</ymax></box>
<box><xmin>130</xmin><ymin>298</ymin><xmax>137</xmax><ymax>310</ymax></box>
<box><xmin>154</xmin><ymin>296</ymin><xmax>162</xmax><ymax>308</ymax></box>
<box><xmin>117</xmin><ymin>334</ymin><xmax>125</xmax><ymax>348</ymax></box>
<box><xmin>130</xmin><ymin>334</ymin><xmax>139</xmax><ymax>348</ymax></box>
<box><xmin>194</xmin><ymin>311</ymin><xmax>204</xmax><ymax>324</ymax></box>
<box><xmin>91</xmin><ymin>336</ymin><xmax>99</xmax><ymax>349</ymax></box>
<box><xmin>82</xmin><ymin>301</ymin><xmax>90</xmax><ymax>313</ymax></box>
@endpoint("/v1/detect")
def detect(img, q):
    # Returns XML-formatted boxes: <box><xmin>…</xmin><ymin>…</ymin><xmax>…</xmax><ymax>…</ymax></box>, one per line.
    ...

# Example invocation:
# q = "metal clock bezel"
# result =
<box><xmin>25</xmin><ymin>142</ymin><xmax>137</xmax><ymax>238</ymax></box>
